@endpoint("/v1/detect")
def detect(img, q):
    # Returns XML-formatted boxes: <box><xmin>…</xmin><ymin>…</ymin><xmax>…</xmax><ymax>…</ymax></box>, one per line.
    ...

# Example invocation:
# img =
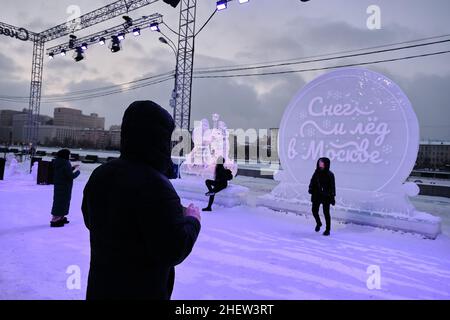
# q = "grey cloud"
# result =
<box><xmin>191</xmin><ymin>73</ymin><xmax>307</xmax><ymax>130</ymax></box>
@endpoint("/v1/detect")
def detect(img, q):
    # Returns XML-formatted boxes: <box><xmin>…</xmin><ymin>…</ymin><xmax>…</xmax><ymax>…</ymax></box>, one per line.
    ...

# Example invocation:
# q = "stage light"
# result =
<box><xmin>238</xmin><ymin>0</ymin><xmax>249</xmax><ymax>3</ymax></box>
<box><xmin>48</xmin><ymin>52</ymin><xmax>54</xmax><ymax>60</ymax></box>
<box><xmin>81</xmin><ymin>43</ymin><xmax>88</xmax><ymax>50</ymax></box>
<box><xmin>133</xmin><ymin>28</ymin><xmax>141</xmax><ymax>36</ymax></box>
<box><xmin>117</xmin><ymin>33</ymin><xmax>126</xmax><ymax>40</ymax></box>
<box><xmin>150</xmin><ymin>22</ymin><xmax>160</xmax><ymax>31</ymax></box>
<box><xmin>123</xmin><ymin>15</ymin><xmax>133</xmax><ymax>27</ymax></box>
<box><xmin>110</xmin><ymin>36</ymin><xmax>121</xmax><ymax>53</ymax></box>
<box><xmin>99</xmin><ymin>37</ymin><xmax>106</xmax><ymax>45</ymax></box>
<box><xmin>216</xmin><ymin>0</ymin><xmax>227</xmax><ymax>10</ymax></box>
<box><xmin>162</xmin><ymin>0</ymin><xmax>181</xmax><ymax>8</ymax></box>
<box><xmin>60</xmin><ymin>50</ymin><xmax>66</xmax><ymax>56</ymax></box>
<box><xmin>74</xmin><ymin>47</ymin><xmax>84</xmax><ymax>62</ymax></box>
<box><xmin>69</xmin><ymin>34</ymin><xmax>77</xmax><ymax>49</ymax></box>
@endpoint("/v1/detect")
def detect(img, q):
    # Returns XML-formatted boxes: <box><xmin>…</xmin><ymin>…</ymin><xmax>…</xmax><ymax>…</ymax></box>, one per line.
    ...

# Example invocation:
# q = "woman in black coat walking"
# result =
<box><xmin>50</xmin><ymin>149</ymin><xmax>80</xmax><ymax>227</ymax></box>
<box><xmin>202</xmin><ymin>156</ymin><xmax>232</xmax><ymax>212</ymax></box>
<box><xmin>308</xmin><ymin>157</ymin><xmax>336</xmax><ymax>236</ymax></box>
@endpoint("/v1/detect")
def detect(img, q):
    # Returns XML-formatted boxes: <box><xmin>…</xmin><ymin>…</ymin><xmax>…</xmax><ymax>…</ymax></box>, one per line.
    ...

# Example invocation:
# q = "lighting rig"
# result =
<box><xmin>46</xmin><ymin>14</ymin><xmax>163</xmax><ymax>60</ymax></box>
<box><xmin>1</xmin><ymin>0</ymin><xmax>312</xmax><ymax>142</ymax></box>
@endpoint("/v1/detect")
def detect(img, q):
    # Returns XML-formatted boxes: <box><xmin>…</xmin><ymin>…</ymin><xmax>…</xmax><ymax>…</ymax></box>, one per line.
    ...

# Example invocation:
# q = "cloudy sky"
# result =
<box><xmin>1</xmin><ymin>0</ymin><xmax>450</xmax><ymax>140</ymax></box>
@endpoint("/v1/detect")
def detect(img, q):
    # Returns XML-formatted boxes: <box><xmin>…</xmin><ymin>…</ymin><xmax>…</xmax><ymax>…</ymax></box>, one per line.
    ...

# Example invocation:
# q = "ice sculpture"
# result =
<box><xmin>257</xmin><ymin>68</ymin><xmax>441</xmax><ymax>238</ymax></box>
<box><xmin>5</xmin><ymin>157</ymin><xmax>19</xmax><ymax>178</ymax></box>
<box><xmin>179</xmin><ymin>114</ymin><xmax>237</xmax><ymax>179</ymax></box>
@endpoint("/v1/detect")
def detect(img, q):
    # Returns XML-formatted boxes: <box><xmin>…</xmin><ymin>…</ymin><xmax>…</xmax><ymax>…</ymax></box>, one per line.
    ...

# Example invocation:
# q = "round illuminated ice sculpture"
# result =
<box><xmin>179</xmin><ymin>114</ymin><xmax>237</xmax><ymax>180</ymax></box>
<box><xmin>258</xmin><ymin>68</ymin><xmax>441</xmax><ymax>238</ymax></box>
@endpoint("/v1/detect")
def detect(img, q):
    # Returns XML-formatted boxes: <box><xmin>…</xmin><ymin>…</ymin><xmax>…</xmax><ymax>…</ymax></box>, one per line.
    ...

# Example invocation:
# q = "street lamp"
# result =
<box><xmin>159</xmin><ymin>36</ymin><xmax>178</xmax><ymax>109</ymax></box>
<box><xmin>159</xmin><ymin>36</ymin><xmax>177</xmax><ymax>57</ymax></box>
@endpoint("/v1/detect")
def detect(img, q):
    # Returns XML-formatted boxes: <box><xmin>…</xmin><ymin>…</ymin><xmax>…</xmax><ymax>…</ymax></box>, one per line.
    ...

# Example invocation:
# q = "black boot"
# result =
<box><xmin>203</xmin><ymin>195</ymin><xmax>215</xmax><ymax>212</ymax></box>
<box><xmin>315</xmin><ymin>223</ymin><xmax>322</xmax><ymax>232</ymax></box>
<box><xmin>323</xmin><ymin>230</ymin><xmax>330</xmax><ymax>236</ymax></box>
<box><xmin>50</xmin><ymin>219</ymin><xmax>65</xmax><ymax>228</ymax></box>
<box><xmin>62</xmin><ymin>217</ymin><xmax>70</xmax><ymax>224</ymax></box>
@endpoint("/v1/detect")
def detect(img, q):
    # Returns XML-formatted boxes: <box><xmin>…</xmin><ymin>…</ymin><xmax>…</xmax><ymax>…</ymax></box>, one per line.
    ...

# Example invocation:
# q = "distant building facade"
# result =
<box><xmin>38</xmin><ymin>125</ymin><xmax>78</xmax><ymax>146</ymax></box>
<box><xmin>0</xmin><ymin>107</ymin><xmax>109</xmax><ymax>147</ymax></box>
<box><xmin>108</xmin><ymin>125</ymin><xmax>121</xmax><ymax>149</ymax></box>
<box><xmin>53</xmin><ymin>107</ymin><xmax>105</xmax><ymax>130</ymax></box>
<box><xmin>416</xmin><ymin>141</ymin><xmax>450</xmax><ymax>169</ymax></box>
<box><xmin>0</xmin><ymin>109</ymin><xmax>23</xmax><ymax>126</ymax></box>
<box><xmin>0</xmin><ymin>109</ymin><xmax>24</xmax><ymax>143</ymax></box>
<box><xmin>9</xmin><ymin>111</ymin><xmax>52</xmax><ymax>144</ymax></box>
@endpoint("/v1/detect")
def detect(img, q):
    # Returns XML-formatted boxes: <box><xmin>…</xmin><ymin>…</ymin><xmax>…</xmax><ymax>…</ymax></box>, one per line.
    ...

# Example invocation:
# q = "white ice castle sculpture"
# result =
<box><xmin>172</xmin><ymin>114</ymin><xmax>247</xmax><ymax>207</ymax></box>
<box><xmin>179</xmin><ymin>113</ymin><xmax>238</xmax><ymax>179</ymax></box>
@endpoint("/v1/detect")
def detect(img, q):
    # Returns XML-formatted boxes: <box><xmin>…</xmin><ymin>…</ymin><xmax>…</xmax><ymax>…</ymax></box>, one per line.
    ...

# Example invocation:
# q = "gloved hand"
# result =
<box><xmin>185</xmin><ymin>203</ymin><xmax>201</xmax><ymax>222</ymax></box>
<box><xmin>331</xmin><ymin>197</ymin><xmax>336</xmax><ymax>206</ymax></box>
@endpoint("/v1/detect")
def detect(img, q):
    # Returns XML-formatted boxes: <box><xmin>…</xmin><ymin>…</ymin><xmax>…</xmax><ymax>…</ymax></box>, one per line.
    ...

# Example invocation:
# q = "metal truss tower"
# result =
<box><xmin>27</xmin><ymin>37</ymin><xmax>45</xmax><ymax>145</ymax></box>
<box><xmin>174</xmin><ymin>0</ymin><xmax>197</xmax><ymax>131</ymax></box>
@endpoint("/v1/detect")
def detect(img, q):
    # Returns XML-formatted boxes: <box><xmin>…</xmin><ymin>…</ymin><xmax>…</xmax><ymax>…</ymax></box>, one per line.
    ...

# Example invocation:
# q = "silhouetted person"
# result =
<box><xmin>308</xmin><ymin>157</ymin><xmax>336</xmax><ymax>236</ymax></box>
<box><xmin>202</xmin><ymin>156</ymin><xmax>233</xmax><ymax>212</ymax></box>
<box><xmin>50</xmin><ymin>149</ymin><xmax>80</xmax><ymax>227</ymax></box>
<box><xmin>81</xmin><ymin>101</ymin><xmax>201</xmax><ymax>300</ymax></box>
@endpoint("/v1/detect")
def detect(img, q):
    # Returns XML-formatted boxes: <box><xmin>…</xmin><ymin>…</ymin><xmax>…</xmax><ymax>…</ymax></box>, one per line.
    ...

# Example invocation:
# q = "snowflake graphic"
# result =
<box><xmin>382</xmin><ymin>145</ymin><xmax>393</xmax><ymax>154</ymax></box>
<box><xmin>323</xmin><ymin>119</ymin><xmax>332</xmax><ymax>129</ymax></box>
<box><xmin>306</xmin><ymin>128</ymin><xmax>315</xmax><ymax>137</ymax></box>
<box><xmin>327</xmin><ymin>90</ymin><xmax>343</xmax><ymax>100</ymax></box>
<box><xmin>299</xmin><ymin>111</ymin><xmax>307</xmax><ymax>120</ymax></box>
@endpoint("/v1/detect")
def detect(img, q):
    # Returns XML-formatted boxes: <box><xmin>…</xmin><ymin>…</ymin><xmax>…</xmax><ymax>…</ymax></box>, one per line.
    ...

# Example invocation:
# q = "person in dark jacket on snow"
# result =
<box><xmin>81</xmin><ymin>100</ymin><xmax>201</xmax><ymax>300</ymax></box>
<box><xmin>50</xmin><ymin>149</ymin><xmax>80</xmax><ymax>227</ymax></box>
<box><xmin>202</xmin><ymin>156</ymin><xmax>232</xmax><ymax>212</ymax></box>
<box><xmin>308</xmin><ymin>157</ymin><xmax>336</xmax><ymax>236</ymax></box>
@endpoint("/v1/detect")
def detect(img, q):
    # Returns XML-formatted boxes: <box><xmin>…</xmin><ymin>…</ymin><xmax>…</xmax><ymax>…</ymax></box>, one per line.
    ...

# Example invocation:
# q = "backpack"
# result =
<box><xmin>225</xmin><ymin>169</ymin><xmax>233</xmax><ymax>181</ymax></box>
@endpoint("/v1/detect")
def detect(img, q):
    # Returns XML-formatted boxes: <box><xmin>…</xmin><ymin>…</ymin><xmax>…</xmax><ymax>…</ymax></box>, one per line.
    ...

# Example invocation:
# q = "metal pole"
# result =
<box><xmin>27</xmin><ymin>37</ymin><xmax>45</xmax><ymax>146</ymax></box>
<box><xmin>174</xmin><ymin>0</ymin><xmax>197</xmax><ymax>131</ymax></box>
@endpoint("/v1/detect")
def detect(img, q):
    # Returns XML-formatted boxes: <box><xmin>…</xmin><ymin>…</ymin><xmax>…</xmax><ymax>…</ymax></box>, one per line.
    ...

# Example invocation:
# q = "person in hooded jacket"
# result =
<box><xmin>50</xmin><ymin>148</ymin><xmax>80</xmax><ymax>227</ymax></box>
<box><xmin>308</xmin><ymin>157</ymin><xmax>336</xmax><ymax>236</ymax></box>
<box><xmin>202</xmin><ymin>156</ymin><xmax>232</xmax><ymax>212</ymax></box>
<box><xmin>81</xmin><ymin>100</ymin><xmax>201</xmax><ymax>300</ymax></box>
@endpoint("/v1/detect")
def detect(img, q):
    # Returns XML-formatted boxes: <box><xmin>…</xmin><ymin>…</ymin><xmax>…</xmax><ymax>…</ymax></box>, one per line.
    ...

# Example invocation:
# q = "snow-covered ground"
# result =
<box><xmin>1</xmin><ymin>163</ymin><xmax>450</xmax><ymax>300</ymax></box>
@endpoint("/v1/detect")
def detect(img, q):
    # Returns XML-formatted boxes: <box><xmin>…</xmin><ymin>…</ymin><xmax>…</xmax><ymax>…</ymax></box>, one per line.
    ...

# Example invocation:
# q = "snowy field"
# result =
<box><xmin>1</xmin><ymin>163</ymin><xmax>450</xmax><ymax>300</ymax></box>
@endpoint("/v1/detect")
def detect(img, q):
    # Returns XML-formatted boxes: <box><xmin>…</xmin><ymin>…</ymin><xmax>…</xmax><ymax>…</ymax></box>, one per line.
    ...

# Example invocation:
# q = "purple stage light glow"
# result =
<box><xmin>132</xmin><ymin>28</ymin><xmax>141</xmax><ymax>36</ymax></box>
<box><xmin>150</xmin><ymin>22</ymin><xmax>159</xmax><ymax>31</ymax></box>
<box><xmin>216</xmin><ymin>0</ymin><xmax>227</xmax><ymax>11</ymax></box>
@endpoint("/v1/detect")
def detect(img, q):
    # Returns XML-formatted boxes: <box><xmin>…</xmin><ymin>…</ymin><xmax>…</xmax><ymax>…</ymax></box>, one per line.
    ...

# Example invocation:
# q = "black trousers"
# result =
<box><xmin>312</xmin><ymin>201</ymin><xmax>331</xmax><ymax>231</ymax></box>
<box><xmin>205</xmin><ymin>179</ymin><xmax>227</xmax><ymax>193</ymax></box>
<box><xmin>205</xmin><ymin>179</ymin><xmax>227</xmax><ymax>209</ymax></box>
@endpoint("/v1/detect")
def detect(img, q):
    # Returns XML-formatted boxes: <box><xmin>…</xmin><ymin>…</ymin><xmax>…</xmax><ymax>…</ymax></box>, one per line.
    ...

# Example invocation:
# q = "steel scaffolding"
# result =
<box><xmin>27</xmin><ymin>37</ymin><xmax>45</xmax><ymax>145</ymax></box>
<box><xmin>174</xmin><ymin>0</ymin><xmax>197</xmax><ymax>130</ymax></box>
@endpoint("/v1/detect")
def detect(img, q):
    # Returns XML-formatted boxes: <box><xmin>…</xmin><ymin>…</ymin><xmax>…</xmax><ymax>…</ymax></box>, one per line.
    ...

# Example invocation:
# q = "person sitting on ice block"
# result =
<box><xmin>81</xmin><ymin>100</ymin><xmax>201</xmax><ymax>300</ymax></box>
<box><xmin>50</xmin><ymin>149</ymin><xmax>80</xmax><ymax>227</ymax></box>
<box><xmin>202</xmin><ymin>156</ymin><xmax>233</xmax><ymax>212</ymax></box>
